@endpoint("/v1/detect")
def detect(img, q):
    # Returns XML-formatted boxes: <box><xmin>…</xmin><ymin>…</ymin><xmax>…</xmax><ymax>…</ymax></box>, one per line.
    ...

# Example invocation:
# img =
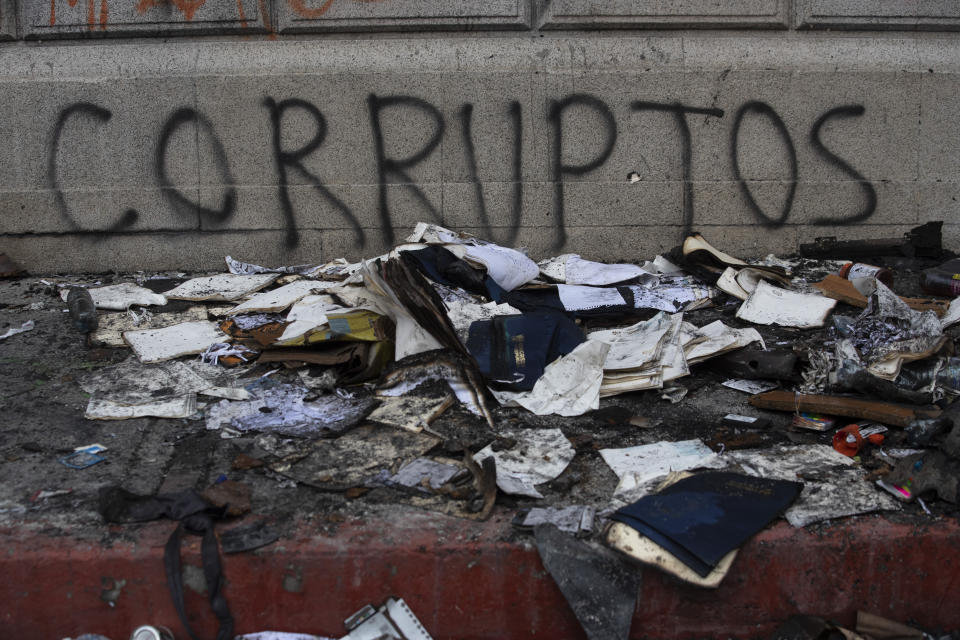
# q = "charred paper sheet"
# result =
<box><xmin>723</xmin><ymin>445</ymin><xmax>900</xmax><ymax>527</ymax></box>
<box><xmin>205</xmin><ymin>382</ymin><xmax>377</xmax><ymax>438</ymax></box>
<box><xmin>273</xmin><ymin>425</ymin><xmax>440</xmax><ymax>490</ymax></box>
<box><xmin>474</xmin><ymin>428</ymin><xmax>575</xmax><ymax>499</ymax></box>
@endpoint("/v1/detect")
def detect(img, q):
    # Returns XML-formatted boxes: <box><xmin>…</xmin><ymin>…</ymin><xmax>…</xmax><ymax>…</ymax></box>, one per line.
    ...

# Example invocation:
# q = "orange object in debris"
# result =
<box><xmin>833</xmin><ymin>425</ymin><xmax>864</xmax><ymax>457</ymax></box>
<box><xmin>833</xmin><ymin>424</ymin><xmax>886</xmax><ymax>457</ymax></box>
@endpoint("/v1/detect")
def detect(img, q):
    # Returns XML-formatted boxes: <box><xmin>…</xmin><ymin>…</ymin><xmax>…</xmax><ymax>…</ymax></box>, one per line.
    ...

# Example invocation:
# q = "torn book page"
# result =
<box><xmin>205</xmin><ymin>383</ymin><xmax>377</xmax><ymax>438</ymax></box>
<box><xmin>85</xmin><ymin>395</ymin><xmax>198</xmax><ymax>420</ymax></box>
<box><xmin>473</xmin><ymin>428</ymin><xmax>575</xmax><ymax>498</ymax></box>
<box><xmin>684</xmin><ymin>320</ymin><xmax>765</xmax><ymax>365</ymax></box>
<box><xmin>589</xmin><ymin>313</ymin><xmax>673</xmax><ymax>372</ymax></box>
<box><xmin>723</xmin><ymin>445</ymin><xmax>900</xmax><ymax>527</ymax></box>
<box><xmin>80</xmin><ymin>358</ymin><xmax>249</xmax><ymax>418</ymax></box>
<box><xmin>716</xmin><ymin>267</ymin><xmax>750</xmax><ymax>301</ymax></box>
<box><xmin>598</xmin><ymin>314</ymin><xmax>687</xmax><ymax>397</ymax></box>
<box><xmin>225</xmin><ymin>255</ymin><xmax>320</xmax><ymax>276</ymax></box>
<box><xmin>358</xmin><ymin>262</ymin><xmax>443</xmax><ymax>359</ymax></box>
<box><xmin>229</xmin><ymin>280</ymin><xmax>339</xmax><ymax>314</ymax></box>
<box><xmin>90</xmin><ymin>306</ymin><xmax>208</xmax><ymax>348</ymax></box>
<box><xmin>124</xmin><ymin>321</ymin><xmax>228</xmax><ymax>364</ymax></box>
<box><xmin>366</xmin><ymin>395</ymin><xmax>453</xmax><ymax>433</ymax></box>
<box><xmin>514</xmin><ymin>505</ymin><xmax>595</xmax><ymax>536</ymax></box>
<box><xmin>376</xmin><ymin>350</ymin><xmax>491</xmax><ymax>423</ymax></box>
<box><xmin>388</xmin><ymin>458</ymin><xmax>464</xmax><ymax>492</ymax></box>
<box><xmin>539</xmin><ymin>254</ymin><xmax>657</xmax><ymax>286</ymax></box>
<box><xmin>736</xmin><ymin>280</ymin><xmax>837</xmax><ymax>329</ymax></box>
<box><xmin>626</xmin><ymin>277</ymin><xmax>717</xmax><ymax>313</ymax></box>
<box><xmin>0</xmin><ymin>320</ymin><xmax>34</xmax><ymax>340</ymax></box>
<box><xmin>164</xmin><ymin>273</ymin><xmax>279</xmax><ymax>302</ymax></box>
<box><xmin>444</xmin><ymin>299</ymin><xmax>521</xmax><ymax>345</ymax></box>
<box><xmin>722</xmin><ymin>379</ymin><xmax>779</xmax><ymax>394</ymax></box>
<box><xmin>838</xmin><ymin>280</ymin><xmax>948</xmax><ymax>381</ymax></box>
<box><xmin>492</xmin><ymin>340</ymin><xmax>609</xmax><ymax>417</ymax></box>
<box><xmin>941</xmin><ymin>297</ymin><xmax>960</xmax><ymax>329</ymax></box>
<box><xmin>276</xmin><ymin>294</ymin><xmax>351</xmax><ymax>343</ymax></box>
<box><xmin>557</xmin><ymin>285</ymin><xmax>627</xmax><ymax>311</ymax></box>
<box><xmin>599</xmin><ymin>439</ymin><xmax>722</xmax><ymax>499</ymax></box>
<box><xmin>407</xmin><ymin>222</ymin><xmax>539</xmax><ymax>291</ymax></box>
<box><xmin>272</xmin><ymin>425</ymin><xmax>440</xmax><ymax>490</ymax></box>
<box><xmin>59</xmin><ymin>283</ymin><xmax>167</xmax><ymax>310</ymax></box>
<box><xmin>460</xmin><ymin>243</ymin><xmax>539</xmax><ymax>292</ymax></box>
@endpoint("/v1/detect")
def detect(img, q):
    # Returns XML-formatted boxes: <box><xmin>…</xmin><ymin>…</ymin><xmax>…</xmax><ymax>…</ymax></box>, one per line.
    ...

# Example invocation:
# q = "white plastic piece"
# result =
<box><xmin>736</xmin><ymin>280</ymin><xmax>836</xmax><ymax>329</ymax></box>
<box><xmin>124</xmin><ymin>321</ymin><xmax>227</xmax><ymax>363</ymax></box>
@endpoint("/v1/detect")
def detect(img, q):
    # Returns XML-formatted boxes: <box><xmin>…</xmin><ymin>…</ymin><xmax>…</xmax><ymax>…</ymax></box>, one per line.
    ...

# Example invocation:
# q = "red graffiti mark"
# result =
<box><xmin>235</xmin><ymin>0</ymin><xmax>248</xmax><ymax>29</ymax></box>
<box><xmin>257</xmin><ymin>0</ymin><xmax>277</xmax><ymax>39</ymax></box>
<box><xmin>287</xmin><ymin>0</ymin><xmax>335</xmax><ymax>19</ymax></box>
<box><xmin>288</xmin><ymin>0</ymin><xmax>387</xmax><ymax>19</ymax></box>
<box><xmin>135</xmin><ymin>0</ymin><xmax>207</xmax><ymax>22</ymax></box>
<box><xmin>49</xmin><ymin>0</ymin><xmax>107</xmax><ymax>29</ymax></box>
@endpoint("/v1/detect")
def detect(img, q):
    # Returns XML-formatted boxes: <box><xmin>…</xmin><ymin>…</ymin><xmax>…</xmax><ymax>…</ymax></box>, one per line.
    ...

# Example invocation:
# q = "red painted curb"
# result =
<box><xmin>3</xmin><ymin>512</ymin><xmax>959</xmax><ymax>639</ymax></box>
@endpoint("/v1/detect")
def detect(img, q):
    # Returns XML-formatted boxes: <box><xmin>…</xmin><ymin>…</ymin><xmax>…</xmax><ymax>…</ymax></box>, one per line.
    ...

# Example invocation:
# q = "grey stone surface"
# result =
<box><xmin>276</xmin><ymin>0</ymin><xmax>530</xmax><ymax>33</ymax></box>
<box><xmin>0</xmin><ymin>36</ymin><xmax>959</xmax><ymax>270</ymax></box>
<box><xmin>797</xmin><ymin>0</ymin><xmax>960</xmax><ymax>31</ymax></box>
<box><xmin>23</xmin><ymin>0</ymin><xmax>266</xmax><ymax>39</ymax></box>
<box><xmin>5</xmin><ymin>230</ymin><xmax>326</xmax><ymax>273</ymax></box>
<box><xmin>0</xmin><ymin>0</ymin><xmax>16</xmax><ymax>39</ymax></box>
<box><xmin>539</xmin><ymin>0</ymin><xmax>788</xmax><ymax>29</ymax></box>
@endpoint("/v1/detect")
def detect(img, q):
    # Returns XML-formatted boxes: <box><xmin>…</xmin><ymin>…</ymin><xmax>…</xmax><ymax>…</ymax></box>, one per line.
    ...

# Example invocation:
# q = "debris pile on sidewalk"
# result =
<box><xmin>16</xmin><ymin>220</ymin><xmax>960</xmax><ymax>640</ymax></box>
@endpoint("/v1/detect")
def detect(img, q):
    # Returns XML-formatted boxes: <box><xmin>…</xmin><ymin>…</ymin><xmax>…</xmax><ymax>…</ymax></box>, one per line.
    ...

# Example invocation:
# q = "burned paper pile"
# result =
<box><xmin>52</xmin><ymin>221</ymin><xmax>960</xmax><ymax>592</ymax></box>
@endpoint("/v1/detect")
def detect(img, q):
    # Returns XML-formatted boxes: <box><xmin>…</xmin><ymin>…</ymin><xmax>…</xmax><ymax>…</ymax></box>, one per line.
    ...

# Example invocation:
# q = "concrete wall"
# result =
<box><xmin>2</xmin><ymin>1</ymin><xmax>960</xmax><ymax>271</ymax></box>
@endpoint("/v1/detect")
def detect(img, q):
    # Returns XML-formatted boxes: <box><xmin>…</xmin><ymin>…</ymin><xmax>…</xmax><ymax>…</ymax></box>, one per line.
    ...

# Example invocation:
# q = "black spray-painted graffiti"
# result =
<box><xmin>48</xmin><ymin>102</ymin><xmax>139</xmax><ymax>233</ymax></box>
<box><xmin>264</xmin><ymin>97</ymin><xmax>361</xmax><ymax>248</ymax></box>
<box><xmin>47</xmin><ymin>92</ymin><xmax>876</xmax><ymax>250</ymax></box>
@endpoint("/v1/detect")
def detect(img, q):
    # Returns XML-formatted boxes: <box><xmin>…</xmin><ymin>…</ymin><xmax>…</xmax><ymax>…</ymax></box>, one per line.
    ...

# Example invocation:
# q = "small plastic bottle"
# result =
<box><xmin>66</xmin><ymin>287</ymin><xmax>99</xmax><ymax>333</ymax></box>
<box><xmin>837</xmin><ymin>262</ymin><xmax>893</xmax><ymax>288</ymax></box>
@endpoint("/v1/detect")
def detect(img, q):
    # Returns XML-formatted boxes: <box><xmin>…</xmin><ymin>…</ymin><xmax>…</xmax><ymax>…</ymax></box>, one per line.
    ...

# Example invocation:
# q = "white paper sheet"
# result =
<box><xmin>229</xmin><ymin>280</ymin><xmax>338</xmax><ymax>314</ymax></box>
<box><xmin>557</xmin><ymin>284</ymin><xmax>626</xmax><ymax>311</ymax></box>
<box><xmin>0</xmin><ymin>320</ymin><xmax>34</xmax><ymax>340</ymax></box>
<box><xmin>626</xmin><ymin>278</ymin><xmax>716</xmax><ymax>313</ymax></box>
<box><xmin>444</xmin><ymin>299</ymin><xmax>522</xmax><ymax>345</ymax></box>
<box><xmin>225</xmin><ymin>255</ymin><xmax>320</xmax><ymax>276</ymax></box>
<box><xmin>492</xmin><ymin>340</ymin><xmax>609</xmax><ymax>416</ymax></box>
<box><xmin>85</xmin><ymin>395</ymin><xmax>198</xmax><ymax>420</ymax></box>
<box><xmin>941</xmin><ymin>297</ymin><xmax>960</xmax><ymax>329</ymax></box>
<box><xmin>589</xmin><ymin>313</ymin><xmax>673</xmax><ymax>371</ymax></box>
<box><xmin>463</xmin><ymin>243</ymin><xmax>539</xmax><ymax>292</ymax></box>
<box><xmin>722</xmin><ymin>378</ymin><xmax>779</xmax><ymax>394</ymax></box>
<box><xmin>60</xmin><ymin>283</ymin><xmax>168</xmax><ymax>310</ymax></box>
<box><xmin>164</xmin><ymin>273</ymin><xmax>279</xmax><ymax>302</ymax></box>
<box><xmin>716</xmin><ymin>267</ymin><xmax>750</xmax><ymax>301</ymax></box>
<box><xmin>124</xmin><ymin>321</ymin><xmax>227</xmax><ymax>363</ymax></box>
<box><xmin>406</xmin><ymin>221</ymin><xmax>538</xmax><ymax>291</ymax></box>
<box><xmin>736</xmin><ymin>280</ymin><xmax>837</xmax><ymax>329</ymax></box>
<box><xmin>473</xmin><ymin>428</ymin><xmax>575</xmax><ymax>498</ymax></box>
<box><xmin>540</xmin><ymin>254</ymin><xmax>656</xmax><ymax>286</ymax></box>
<box><xmin>684</xmin><ymin>320</ymin><xmax>765</xmax><ymax>364</ymax></box>
<box><xmin>358</xmin><ymin>262</ymin><xmax>443</xmax><ymax>360</ymax></box>
<box><xmin>276</xmin><ymin>294</ymin><xmax>350</xmax><ymax>343</ymax></box>
<box><xmin>724</xmin><ymin>445</ymin><xmax>900</xmax><ymax>527</ymax></box>
<box><xmin>600</xmin><ymin>439</ymin><xmax>722</xmax><ymax>498</ymax></box>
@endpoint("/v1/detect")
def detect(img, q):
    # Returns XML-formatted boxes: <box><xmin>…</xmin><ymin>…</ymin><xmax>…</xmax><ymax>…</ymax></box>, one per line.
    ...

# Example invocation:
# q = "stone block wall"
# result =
<box><xmin>1</xmin><ymin>1</ymin><xmax>959</xmax><ymax>271</ymax></box>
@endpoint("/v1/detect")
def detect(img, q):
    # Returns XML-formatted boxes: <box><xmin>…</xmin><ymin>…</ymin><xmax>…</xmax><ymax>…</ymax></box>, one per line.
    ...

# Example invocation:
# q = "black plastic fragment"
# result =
<box><xmin>534</xmin><ymin>524</ymin><xmax>640</xmax><ymax>640</ymax></box>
